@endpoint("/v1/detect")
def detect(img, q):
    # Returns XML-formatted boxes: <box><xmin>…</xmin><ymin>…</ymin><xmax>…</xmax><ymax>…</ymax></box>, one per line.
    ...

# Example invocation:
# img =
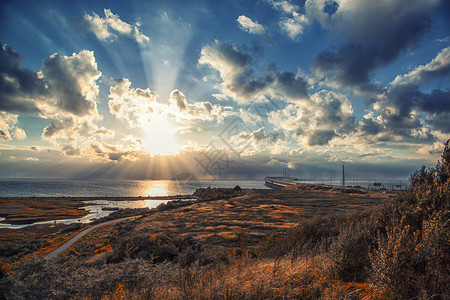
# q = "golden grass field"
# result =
<box><xmin>0</xmin><ymin>186</ymin><xmax>394</xmax><ymax>260</ymax></box>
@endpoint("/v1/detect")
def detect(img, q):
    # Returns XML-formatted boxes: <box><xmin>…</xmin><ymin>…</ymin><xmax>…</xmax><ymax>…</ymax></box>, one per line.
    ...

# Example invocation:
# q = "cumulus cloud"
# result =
<box><xmin>0</xmin><ymin>43</ymin><xmax>46</xmax><ymax>113</ymax></box>
<box><xmin>269</xmin><ymin>0</ymin><xmax>308</xmax><ymax>40</ymax></box>
<box><xmin>237</xmin><ymin>15</ymin><xmax>265</xmax><ymax>35</ymax></box>
<box><xmin>270</xmin><ymin>0</ymin><xmax>300</xmax><ymax>14</ymax></box>
<box><xmin>274</xmin><ymin>71</ymin><xmax>309</xmax><ymax>102</ymax></box>
<box><xmin>309</xmin><ymin>0</ymin><xmax>441</xmax><ymax>88</ymax></box>
<box><xmin>0</xmin><ymin>43</ymin><xmax>112</xmax><ymax>155</ymax></box>
<box><xmin>363</xmin><ymin>47</ymin><xmax>450</xmax><ymax>138</ymax></box>
<box><xmin>169</xmin><ymin>89</ymin><xmax>188</xmax><ymax>111</ymax></box>
<box><xmin>87</xmin><ymin>142</ymin><xmax>141</xmax><ymax>162</ymax></box>
<box><xmin>168</xmin><ymin>89</ymin><xmax>233</xmax><ymax>123</ymax></box>
<box><xmin>278</xmin><ymin>14</ymin><xmax>308</xmax><ymax>40</ymax></box>
<box><xmin>0</xmin><ymin>111</ymin><xmax>26</xmax><ymax>140</ymax></box>
<box><xmin>84</xmin><ymin>9</ymin><xmax>150</xmax><ymax>45</ymax></box>
<box><xmin>108</xmin><ymin>78</ymin><xmax>156</xmax><ymax>128</ymax></box>
<box><xmin>37</xmin><ymin>50</ymin><xmax>103</xmax><ymax>142</ymax></box>
<box><xmin>12</xmin><ymin>127</ymin><xmax>26</xmax><ymax>140</ymax></box>
<box><xmin>392</xmin><ymin>47</ymin><xmax>450</xmax><ymax>86</ymax></box>
<box><xmin>199</xmin><ymin>40</ymin><xmax>310</xmax><ymax>103</ymax></box>
<box><xmin>0</xmin><ymin>44</ymin><xmax>101</xmax><ymax>122</ymax></box>
<box><xmin>268</xmin><ymin>90</ymin><xmax>355</xmax><ymax>146</ymax></box>
<box><xmin>62</xmin><ymin>143</ymin><xmax>82</xmax><ymax>157</ymax></box>
<box><xmin>38</xmin><ymin>50</ymin><xmax>101</xmax><ymax>118</ymax></box>
<box><xmin>237</xmin><ymin>127</ymin><xmax>268</xmax><ymax>145</ymax></box>
<box><xmin>199</xmin><ymin>40</ymin><xmax>275</xmax><ymax>102</ymax></box>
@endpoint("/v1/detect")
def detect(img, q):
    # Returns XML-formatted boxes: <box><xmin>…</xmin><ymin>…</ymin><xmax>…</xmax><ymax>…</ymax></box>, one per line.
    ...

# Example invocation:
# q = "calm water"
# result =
<box><xmin>0</xmin><ymin>199</ymin><xmax>171</xmax><ymax>229</ymax></box>
<box><xmin>0</xmin><ymin>178</ymin><xmax>268</xmax><ymax>197</ymax></box>
<box><xmin>0</xmin><ymin>179</ymin><xmax>269</xmax><ymax>228</ymax></box>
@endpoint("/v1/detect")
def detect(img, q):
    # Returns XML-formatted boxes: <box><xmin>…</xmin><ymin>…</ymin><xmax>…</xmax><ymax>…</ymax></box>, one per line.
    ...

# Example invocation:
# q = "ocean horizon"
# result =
<box><xmin>0</xmin><ymin>177</ymin><xmax>410</xmax><ymax>198</ymax></box>
<box><xmin>0</xmin><ymin>178</ymin><xmax>269</xmax><ymax>198</ymax></box>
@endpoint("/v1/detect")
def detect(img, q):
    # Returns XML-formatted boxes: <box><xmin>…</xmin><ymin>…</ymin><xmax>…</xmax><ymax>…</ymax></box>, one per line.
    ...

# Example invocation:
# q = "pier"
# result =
<box><xmin>264</xmin><ymin>176</ymin><xmax>408</xmax><ymax>191</ymax></box>
<box><xmin>264</xmin><ymin>177</ymin><xmax>299</xmax><ymax>189</ymax></box>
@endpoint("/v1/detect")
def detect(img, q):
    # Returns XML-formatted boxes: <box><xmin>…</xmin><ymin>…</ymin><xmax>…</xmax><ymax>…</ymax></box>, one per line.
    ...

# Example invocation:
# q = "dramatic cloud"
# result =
<box><xmin>392</xmin><ymin>47</ymin><xmax>450</xmax><ymax>86</ymax></box>
<box><xmin>274</xmin><ymin>71</ymin><xmax>309</xmax><ymax>103</ymax></box>
<box><xmin>169</xmin><ymin>89</ymin><xmax>188</xmax><ymax>111</ymax></box>
<box><xmin>0</xmin><ymin>43</ymin><xmax>45</xmax><ymax>113</ymax></box>
<box><xmin>0</xmin><ymin>112</ymin><xmax>26</xmax><ymax>141</ymax></box>
<box><xmin>84</xmin><ymin>9</ymin><xmax>150</xmax><ymax>45</ymax></box>
<box><xmin>236</xmin><ymin>127</ymin><xmax>268</xmax><ymax>146</ymax></box>
<box><xmin>37</xmin><ymin>50</ymin><xmax>103</xmax><ymax>141</ymax></box>
<box><xmin>168</xmin><ymin>89</ymin><xmax>233</xmax><ymax>123</ymax></box>
<box><xmin>108</xmin><ymin>78</ymin><xmax>157</xmax><ymax>128</ymax></box>
<box><xmin>269</xmin><ymin>90</ymin><xmax>355</xmax><ymax>146</ymax></box>
<box><xmin>87</xmin><ymin>142</ymin><xmax>141</xmax><ymax>162</ymax></box>
<box><xmin>310</xmin><ymin>0</ymin><xmax>441</xmax><ymax>88</ymax></box>
<box><xmin>364</xmin><ymin>47</ymin><xmax>450</xmax><ymax>138</ymax></box>
<box><xmin>199</xmin><ymin>40</ymin><xmax>310</xmax><ymax>103</ymax></box>
<box><xmin>38</xmin><ymin>50</ymin><xmax>101</xmax><ymax>118</ymax></box>
<box><xmin>427</xmin><ymin>112</ymin><xmax>450</xmax><ymax>133</ymax></box>
<box><xmin>237</xmin><ymin>15</ymin><xmax>265</xmax><ymax>35</ymax></box>
<box><xmin>0</xmin><ymin>44</ymin><xmax>103</xmax><ymax>141</ymax></box>
<box><xmin>199</xmin><ymin>40</ymin><xmax>274</xmax><ymax>102</ymax></box>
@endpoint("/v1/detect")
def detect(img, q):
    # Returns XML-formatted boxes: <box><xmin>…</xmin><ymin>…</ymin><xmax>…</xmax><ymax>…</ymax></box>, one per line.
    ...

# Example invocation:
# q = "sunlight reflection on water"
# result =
<box><xmin>0</xmin><ymin>179</ymin><xmax>267</xmax><ymax>197</ymax></box>
<box><xmin>0</xmin><ymin>179</ymin><xmax>268</xmax><ymax>229</ymax></box>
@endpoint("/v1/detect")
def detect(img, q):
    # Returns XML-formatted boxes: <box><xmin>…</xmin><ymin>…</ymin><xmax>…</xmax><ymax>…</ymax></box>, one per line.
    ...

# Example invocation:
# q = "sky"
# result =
<box><xmin>0</xmin><ymin>0</ymin><xmax>449</xmax><ymax>181</ymax></box>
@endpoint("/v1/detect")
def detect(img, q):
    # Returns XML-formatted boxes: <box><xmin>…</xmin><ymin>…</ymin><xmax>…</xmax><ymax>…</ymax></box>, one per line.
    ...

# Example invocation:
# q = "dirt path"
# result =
<box><xmin>45</xmin><ymin>216</ymin><xmax>139</xmax><ymax>259</ymax></box>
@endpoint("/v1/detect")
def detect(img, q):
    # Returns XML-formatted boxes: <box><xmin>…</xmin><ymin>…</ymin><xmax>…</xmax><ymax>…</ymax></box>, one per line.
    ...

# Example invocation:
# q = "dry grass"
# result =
<box><xmin>2</xmin><ymin>142</ymin><xmax>450</xmax><ymax>299</ymax></box>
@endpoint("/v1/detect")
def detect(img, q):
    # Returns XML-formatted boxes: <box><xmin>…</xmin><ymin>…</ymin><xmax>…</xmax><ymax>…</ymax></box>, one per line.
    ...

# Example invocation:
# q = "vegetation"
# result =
<box><xmin>2</xmin><ymin>141</ymin><xmax>449</xmax><ymax>299</ymax></box>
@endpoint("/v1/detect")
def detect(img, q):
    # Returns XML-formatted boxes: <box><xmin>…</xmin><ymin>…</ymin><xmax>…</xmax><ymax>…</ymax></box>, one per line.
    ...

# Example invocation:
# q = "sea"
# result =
<box><xmin>0</xmin><ymin>178</ymin><xmax>410</xmax><ymax>229</ymax></box>
<box><xmin>0</xmin><ymin>178</ymin><xmax>268</xmax><ymax>198</ymax></box>
<box><xmin>0</xmin><ymin>179</ymin><xmax>270</xmax><ymax>229</ymax></box>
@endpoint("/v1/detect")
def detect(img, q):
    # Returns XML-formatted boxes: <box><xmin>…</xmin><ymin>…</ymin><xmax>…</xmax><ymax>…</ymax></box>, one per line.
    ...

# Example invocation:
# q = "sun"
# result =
<box><xmin>141</xmin><ymin>114</ymin><xmax>181</xmax><ymax>156</ymax></box>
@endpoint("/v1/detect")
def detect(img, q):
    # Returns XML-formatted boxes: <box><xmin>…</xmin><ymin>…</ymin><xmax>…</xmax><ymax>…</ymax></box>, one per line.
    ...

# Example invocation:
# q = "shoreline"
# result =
<box><xmin>0</xmin><ymin>184</ymin><xmax>396</xmax><ymax>230</ymax></box>
<box><xmin>0</xmin><ymin>195</ymin><xmax>197</xmax><ymax>227</ymax></box>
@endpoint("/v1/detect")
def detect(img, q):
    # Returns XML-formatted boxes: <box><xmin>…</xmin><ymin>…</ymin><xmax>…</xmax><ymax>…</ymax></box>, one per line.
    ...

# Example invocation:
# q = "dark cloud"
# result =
<box><xmin>313</xmin><ymin>44</ymin><xmax>375</xmax><ymax>86</ymax></box>
<box><xmin>0</xmin><ymin>130</ymin><xmax>8</xmax><ymax>140</ymax></box>
<box><xmin>312</xmin><ymin>0</ymin><xmax>438</xmax><ymax>88</ymax></box>
<box><xmin>323</xmin><ymin>0</ymin><xmax>339</xmax><ymax>16</ymax></box>
<box><xmin>308</xmin><ymin>130</ymin><xmax>336</xmax><ymax>146</ymax></box>
<box><xmin>275</xmin><ymin>71</ymin><xmax>309</xmax><ymax>102</ymax></box>
<box><xmin>199</xmin><ymin>40</ymin><xmax>275</xmax><ymax>101</ymax></box>
<box><xmin>42</xmin><ymin>119</ymin><xmax>75</xmax><ymax>139</ymax></box>
<box><xmin>420</xmin><ymin>89</ymin><xmax>450</xmax><ymax>113</ymax></box>
<box><xmin>374</xmin><ymin>85</ymin><xmax>450</xmax><ymax>135</ymax></box>
<box><xmin>200</xmin><ymin>40</ymin><xmax>312</xmax><ymax>104</ymax></box>
<box><xmin>62</xmin><ymin>144</ymin><xmax>82</xmax><ymax>156</ymax></box>
<box><xmin>0</xmin><ymin>43</ymin><xmax>45</xmax><ymax>113</ymax></box>
<box><xmin>427</xmin><ymin>112</ymin><xmax>450</xmax><ymax>133</ymax></box>
<box><xmin>1</xmin><ymin>44</ymin><xmax>103</xmax><ymax>143</ymax></box>
<box><xmin>170</xmin><ymin>90</ymin><xmax>187</xmax><ymax>111</ymax></box>
<box><xmin>365</xmin><ymin>47</ymin><xmax>450</xmax><ymax>137</ymax></box>
<box><xmin>359</xmin><ymin>116</ymin><xmax>385</xmax><ymax>136</ymax></box>
<box><xmin>40</xmin><ymin>51</ymin><xmax>101</xmax><ymax>117</ymax></box>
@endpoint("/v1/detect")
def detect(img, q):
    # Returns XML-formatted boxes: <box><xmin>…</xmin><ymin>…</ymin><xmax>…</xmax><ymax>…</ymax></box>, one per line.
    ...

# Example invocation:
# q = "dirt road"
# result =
<box><xmin>45</xmin><ymin>216</ymin><xmax>138</xmax><ymax>259</ymax></box>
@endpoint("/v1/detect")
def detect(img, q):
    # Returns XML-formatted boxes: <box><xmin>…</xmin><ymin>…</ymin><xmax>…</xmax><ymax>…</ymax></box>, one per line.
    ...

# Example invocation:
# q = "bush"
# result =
<box><xmin>370</xmin><ymin>140</ymin><xmax>450</xmax><ymax>299</ymax></box>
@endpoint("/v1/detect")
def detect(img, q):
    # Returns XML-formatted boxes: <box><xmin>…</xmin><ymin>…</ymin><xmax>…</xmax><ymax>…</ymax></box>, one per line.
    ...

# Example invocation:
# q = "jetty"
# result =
<box><xmin>264</xmin><ymin>177</ymin><xmax>299</xmax><ymax>189</ymax></box>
